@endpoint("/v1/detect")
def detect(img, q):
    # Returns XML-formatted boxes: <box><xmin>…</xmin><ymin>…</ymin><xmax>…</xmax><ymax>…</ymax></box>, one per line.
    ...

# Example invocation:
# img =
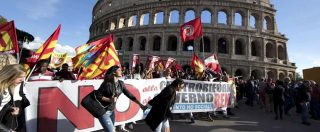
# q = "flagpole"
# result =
<box><xmin>25</xmin><ymin>63</ymin><xmax>37</xmax><ymax>82</ymax></box>
<box><xmin>201</xmin><ymin>35</ymin><xmax>205</xmax><ymax>60</ymax></box>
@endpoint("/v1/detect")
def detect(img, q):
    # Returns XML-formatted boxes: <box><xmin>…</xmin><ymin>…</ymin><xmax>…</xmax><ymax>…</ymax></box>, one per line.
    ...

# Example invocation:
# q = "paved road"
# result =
<box><xmin>129</xmin><ymin>102</ymin><xmax>320</xmax><ymax>132</ymax></box>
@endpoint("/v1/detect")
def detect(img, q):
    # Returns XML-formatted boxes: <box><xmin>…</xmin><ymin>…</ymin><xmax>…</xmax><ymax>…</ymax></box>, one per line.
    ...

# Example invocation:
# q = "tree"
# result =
<box><xmin>296</xmin><ymin>72</ymin><xmax>303</xmax><ymax>81</ymax></box>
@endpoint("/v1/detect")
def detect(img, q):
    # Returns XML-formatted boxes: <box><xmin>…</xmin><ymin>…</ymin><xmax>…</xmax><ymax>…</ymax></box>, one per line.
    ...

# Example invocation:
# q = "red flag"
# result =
<box><xmin>132</xmin><ymin>54</ymin><xmax>140</xmax><ymax>69</ymax></box>
<box><xmin>180</xmin><ymin>17</ymin><xmax>203</xmax><ymax>43</ymax></box>
<box><xmin>24</xmin><ymin>25</ymin><xmax>61</xmax><ymax>75</ymax></box>
<box><xmin>204</xmin><ymin>54</ymin><xmax>222</xmax><ymax>74</ymax></box>
<box><xmin>146</xmin><ymin>55</ymin><xmax>160</xmax><ymax>69</ymax></box>
<box><xmin>191</xmin><ymin>53</ymin><xmax>205</xmax><ymax>76</ymax></box>
<box><xmin>165</xmin><ymin>57</ymin><xmax>176</xmax><ymax>69</ymax></box>
<box><xmin>0</xmin><ymin>21</ymin><xmax>19</xmax><ymax>54</ymax></box>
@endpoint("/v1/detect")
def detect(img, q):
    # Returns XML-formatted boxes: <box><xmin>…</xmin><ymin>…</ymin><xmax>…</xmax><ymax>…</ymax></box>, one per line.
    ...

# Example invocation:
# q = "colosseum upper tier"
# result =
<box><xmin>89</xmin><ymin>0</ymin><xmax>296</xmax><ymax>80</ymax></box>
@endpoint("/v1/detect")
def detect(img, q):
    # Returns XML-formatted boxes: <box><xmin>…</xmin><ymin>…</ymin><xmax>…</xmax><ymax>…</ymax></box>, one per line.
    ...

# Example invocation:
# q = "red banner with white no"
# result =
<box><xmin>24</xmin><ymin>78</ymin><xmax>234</xmax><ymax>132</ymax></box>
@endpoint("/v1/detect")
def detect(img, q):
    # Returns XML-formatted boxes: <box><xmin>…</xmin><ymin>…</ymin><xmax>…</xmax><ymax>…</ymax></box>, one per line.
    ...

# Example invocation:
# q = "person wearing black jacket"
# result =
<box><xmin>273</xmin><ymin>80</ymin><xmax>285</xmax><ymax>120</ymax></box>
<box><xmin>145</xmin><ymin>78</ymin><xmax>185</xmax><ymax>132</ymax></box>
<box><xmin>298</xmin><ymin>81</ymin><xmax>312</xmax><ymax>125</ymax></box>
<box><xmin>95</xmin><ymin>65</ymin><xmax>146</xmax><ymax>132</ymax></box>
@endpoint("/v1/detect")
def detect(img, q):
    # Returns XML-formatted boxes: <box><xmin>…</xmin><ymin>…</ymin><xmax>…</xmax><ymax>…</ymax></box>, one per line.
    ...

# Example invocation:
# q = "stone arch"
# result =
<box><xmin>279</xmin><ymin>72</ymin><xmax>285</xmax><ymax>81</ymax></box>
<box><xmin>116</xmin><ymin>38</ymin><xmax>123</xmax><ymax>50</ymax></box>
<box><xmin>267</xmin><ymin>70</ymin><xmax>275</xmax><ymax>81</ymax></box>
<box><xmin>169</xmin><ymin>10</ymin><xmax>179</xmax><ymax>24</ymax></box>
<box><xmin>185</xmin><ymin>9</ymin><xmax>195</xmax><ymax>22</ymax></box>
<box><xmin>167</xmin><ymin>35</ymin><xmax>177</xmax><ymax>51</ymax></box>
<box><xmin>154</xmin><ymin>11</ymin><xmax>164</xmax><ymax>24</ymax></box>
<box><xmin>139</xmin><ymin>36</ymin><xmax>146</xmax><ymax>51</ymax></box>
<box><xmin>263</xmin><ymin>15</ymin><xmax>273</xmax><ymax>30</ymax></box>
<box><xmin>128</xmin><ymin>15</ymin><xmax>137</xmax><ymax>27</ymax></box>
<box><xmin>266</xmin><ymin>42</ymin><xmax>275</xmax><ymax>58</ymax></box>
<box><xmin>140</xmin><ymin>12</ymin><xmax>150</xmax><ymax>26</ymax></box>
<box><xmin>110</xmin><ymin>20</ymin><xmax>116</xmax><ymax>30</ymax></box>
<box><xmin>104</xmin><ymin>21</ymin><xmax>110</xmax><ymax>32</ymax></box>
<box><xmin>235</xmin><ymin>68</ymin><xmax>245</xmax><ymax>78</ymax></box>
<box><xmin>278</xmin><ymin>45</ymin><xmax>286</xmax><ymax>60</ymax></box>
<box><xmin>251</xmin><ymin>69</ymin><xmax>262</xmax><ymax>80</ymax></box>
<box><xmin>288</xmin><ymin>73</ymin><xmax>294</xmax><ymax>81</ymax></box>
<box><xmin>235</xmin><ymin>38</ymin><xmax>245</xmax><ymax>55</ymax></box>
<box><xmin>251</xmin><ymin>40</ymin><xmax>261</xmax><ymax>57</ymax></box>
<box><xmin>218</xmin><ymin>37</ymin><xmax>228</xmax><ymax>54</ymax></box>
<box><xmin>153</xmin><ymin>35</ymin><xmax>161</xmax><ymax>51</ymax></box>
<box><xmin>218</xmin><ymin>10</ymin><xmax>228</xmax><ymax>24</ymax></box>
<box><xmin>234</xmin><ymin>10</ymin><xmax>244</xmax><ymax>26</ymax></box>
<box><xmin>250</xmin><ymin>13</ymin><xmax>259</xmax><ymax>29</ymax></box>
<box><xmin>201</xmin><ymin>9</ymin><xmax>212</xmax><ymax>24</ymax></box>
<box><xmin>200</xmin><ymin>36</ymin><xmax>211</xmax><ymax>52</ymax></box>
<box><xmin>183</xmin><ymin>40</ymin><xmax>194</xmax><ymax>51</ymax></box>
<box><xmin>118</xmin><ymin>17</ymin><xmax>126</xmax><ymax>28</ymax></box>
<box><xmin>126</xmin><ymin>37</ymin><xmax>134</xmax><ymax>51</ymax></box>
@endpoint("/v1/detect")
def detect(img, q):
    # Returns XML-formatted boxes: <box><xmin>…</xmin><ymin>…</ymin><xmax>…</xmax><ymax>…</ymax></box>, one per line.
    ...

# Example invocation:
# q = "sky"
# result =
<box><xmin>0</xmin><ymin>0</ymin><xmax>319</xmax><ymax>75</ymax></box>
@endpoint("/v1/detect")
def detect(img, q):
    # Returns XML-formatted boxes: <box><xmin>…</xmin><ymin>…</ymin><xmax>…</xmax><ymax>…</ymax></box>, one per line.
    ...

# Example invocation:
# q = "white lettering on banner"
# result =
<box><xmin>24</xmin><ymin>78</ymin><xmax>235</xmax><ymax>132</ymax></box>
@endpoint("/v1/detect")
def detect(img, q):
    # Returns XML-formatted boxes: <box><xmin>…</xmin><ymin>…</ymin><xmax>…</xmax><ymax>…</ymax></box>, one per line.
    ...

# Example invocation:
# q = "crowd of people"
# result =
<box><xmin>0</xmin><ymin>52</ymin><xmax>319</xmax><ymax>132</ymax></box>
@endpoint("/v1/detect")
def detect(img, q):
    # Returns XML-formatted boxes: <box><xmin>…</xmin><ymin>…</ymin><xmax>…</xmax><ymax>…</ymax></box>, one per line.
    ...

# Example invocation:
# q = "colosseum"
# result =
<box><xmin>89</xmin><ymin>0</ymin><xmax>296</xmax><ymax>80</ymax></box>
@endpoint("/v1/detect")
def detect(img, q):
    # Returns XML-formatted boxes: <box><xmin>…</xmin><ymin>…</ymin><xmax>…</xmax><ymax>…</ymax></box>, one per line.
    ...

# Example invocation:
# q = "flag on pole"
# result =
<box><xmin>49</xmin><ymin>51</ymin><xmax>68</xmax><ymax>68</ymax></box>
<box><xmin>165</xmin><ymin>57</ymin><xmax>176</xmax><ymax>69</ymax></box>
<box><xmin>146</xmin><ymin>55</ymin><xmax>160</xmax><ymax>69</ymax></box>
<box><xmin>0</xmin><ymin>21</ymin><xmax>19</xmax><ymax>54</ymax></box>
<box><xmin>24</xmin><ymin>25</ymin><xmax>61</xmax><ymax>74</ymax></box>
<box><xmin>204</xmin><ymin>54</ymin><xmax>222</xmax><ymax>74</ymax></box>
<box><xmin>191</xmin><ymin>53</ymin><xmax>205</xmax><ymax>77</ymax></box>
<box><xmin>180</xmin><ymin>17</ymin><xmax>203</xmax><ymax>43</ymax></box>
<box><xmin>78</xmin><ymin>34</ymin><xmax>120</xmax><ymax>80</ymax></box>
<box><xmin>132</xmin><ymin>54</ymin><xmax>140</xmax><ymax>69</ymax></box>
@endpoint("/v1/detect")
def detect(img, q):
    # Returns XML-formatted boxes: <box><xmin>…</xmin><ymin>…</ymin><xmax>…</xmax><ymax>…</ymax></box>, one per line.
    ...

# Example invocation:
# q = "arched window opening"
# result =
<box><xmin>183</xmin><ymin>40</ymin><xmax>194</xmax><ymax>51</ymax></box>
<box><xmin>218</xmin><ymin>11</ymin><xmax>227</xmax><ymax>24</ymax></box>
<box><xmin>251</xmin><ymin>41</ymin><xmax>260</xmax><ymax>56</ymax></box>
<box><xmin>153</xmin><ymin>36</ymin><xmax>161</xmax><ymax>51</ymax></box>
<box><xmin>185</xmin><ymin>10</ymin><xmax>195</xmax><ymax>22</ymax></box>
<box><xmin>235</xmin><ymin>39</ymin><xmax>244</xmax><ymax>55</ymax></box>
<box><xmin>118</xmin><ymin>17</ymin><xmax>126</xmax><ymax>28</ymax></box>
<box><xmin>140</xmin><ymin>13</ymin><xmax>150</xmax><ymax>26</ymax></box>
<box><xmin>139</xmin><ymin>37</ymin><xmax>146</xmax><ymax>51</ymax></box>
<box><xmin>167</xmin><ymin>36</ymin><xmax>177</xmax><ymax>51</ymax></box>
<box><xmin>200</xmin><ymin>37</ymin><xmax>211</xmax><ymax>52</ymax></box>
<box><xmin>266</xmin><ymin>43</ymin><xmax>275</xmax><ymax>58</ymax></box>
<box><xmin>250</xmin><ymin>15</ymin><xmax>257</xmax><ymax>28</ymax></box>
<box><xmin>116</xmin><ymin>38</ymin><xmax>122</xmax><ymax>50</ymax></box>
<box><xmin>278</xmin><ymin>45</ymin><xmax>286</xmax><ymax>60</ymax></box>
<box><xmin>234</xmin><ymin>12</ymin><xmax>242</xmax><ymax>26</ymax></box>
<box><xmin>127</xmin><ymin>37</ymin><xmax>134</xmax><ymax>51</ymax></box>
<box><xmin>218</xmin><ymin>38</ymin><xmax>228</xmax><ymax>54</ymax></box>
<box><xmin>169</xmin><ymin>10</ymin><xmax>179</xmax><ymax>24</ymax></box>
<box><xmin>128</xmin><ymin>15</ymin><xmax>137</xmax><ymax>27</ymax></box>
<box><xmin>201</xmin><ymin>10</ymin><xmax>211</xmax><ymax>24</ymax></box>
<box><xmin>154</xmin><ymin>12</ymin><xmax>164</xmax><ymax>24</ymax></box>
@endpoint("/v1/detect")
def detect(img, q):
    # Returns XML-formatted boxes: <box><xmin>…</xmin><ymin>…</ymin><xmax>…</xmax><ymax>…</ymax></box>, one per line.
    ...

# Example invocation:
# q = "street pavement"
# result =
<box><xmin>129</xmin><ymin>101</ymin><xmax>320</xmax><ymax>132</ymax></box>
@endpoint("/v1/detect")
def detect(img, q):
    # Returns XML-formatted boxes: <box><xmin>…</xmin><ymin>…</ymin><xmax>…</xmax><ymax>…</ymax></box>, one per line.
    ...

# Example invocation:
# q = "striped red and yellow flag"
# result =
<box><xmin>78</xmin><ymin>34</ymin><xmax>120</xmax><ymax>80</ymax></box>
<box><xmin>25</xmin><ymin>25</ymin><xmax>61</xmax><ymax>73</ymax></box>
<box><xmin>191</xmin><ymin>53</ymin><xmax>205</xmax><ymax>78</ymax></box>
<box><xmin>0</xmin><ymin>21</ymin><xmax>19</xmax><ymax>54</ymax></box>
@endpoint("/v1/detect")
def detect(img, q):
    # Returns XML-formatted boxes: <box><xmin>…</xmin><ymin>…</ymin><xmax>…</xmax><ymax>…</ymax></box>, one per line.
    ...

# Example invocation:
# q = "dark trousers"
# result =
<box><xmin>274</xmin><ymin>101</ymin><xmax>284</xmax><ymax>119</ymax></box>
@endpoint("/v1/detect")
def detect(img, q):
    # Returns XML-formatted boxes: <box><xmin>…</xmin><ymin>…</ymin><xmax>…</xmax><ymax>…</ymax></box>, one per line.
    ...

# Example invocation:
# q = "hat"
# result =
<box><xmin>106</xmin><ymin>65</ymin><xmax>120</xmax><ymax>76</ymax></box>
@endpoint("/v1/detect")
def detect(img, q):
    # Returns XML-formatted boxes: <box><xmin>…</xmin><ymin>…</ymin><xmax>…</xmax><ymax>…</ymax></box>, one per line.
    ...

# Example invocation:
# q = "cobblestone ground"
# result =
<box><xmin>126</xmin><ymin>101</ymin><xmax>320</xmax><ymax>132</ymax></box>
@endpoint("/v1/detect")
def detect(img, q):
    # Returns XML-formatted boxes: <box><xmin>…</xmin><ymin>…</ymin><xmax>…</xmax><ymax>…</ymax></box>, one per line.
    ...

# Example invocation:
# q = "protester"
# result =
<box><xmin>28</xmin><ymin>60</ymin><xmax>54</xmax><ymax>81</ymax></box>
<box><xmin>54</xmin><ymin>63</ymin><xmax>76</xmax><ymax>80</ymax></box>
<box><xmin>297</xmin><ymin>80</ymin><xmax>312</xmax><ymax>125</ymax></box>
<box><xmin>273</xmin><ymin>80</ymin><xmax>285</xmax><ymax>120</ymax></box>
<box><xmin>94</xmin><ymin>65</ymin><xmax>147</xmax><ymax>132</ymax></box>
<box><xmin>145</xmin><ymin>78</ymin><xmax>185</xmax><ymax>132</ymax></box>
<box><xmin>0</xmin><ymin>64</ymin><xmax>25</xmax><ymax>131</ymax></box>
